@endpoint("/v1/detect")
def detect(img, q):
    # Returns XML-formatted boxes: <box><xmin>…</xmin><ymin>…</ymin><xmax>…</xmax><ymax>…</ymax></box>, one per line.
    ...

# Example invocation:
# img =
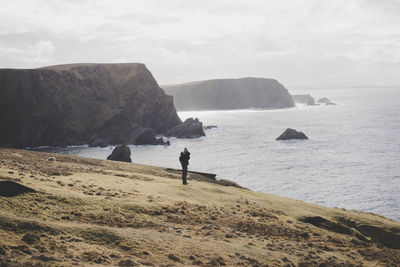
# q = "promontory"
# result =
<box><xmin>162</xmin><ymin>77</ymin><xmax>295</xmax><ymax>111</ymax></box>
<box><xmin>0</xmin><ymin>63</ymin><xmax>181</xmax><ymax>148</ymax></box>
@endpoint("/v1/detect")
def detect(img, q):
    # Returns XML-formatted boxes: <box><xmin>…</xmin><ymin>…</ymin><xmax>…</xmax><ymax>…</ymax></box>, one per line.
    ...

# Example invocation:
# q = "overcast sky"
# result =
<box><xmin>1</xmin><ymin>0</ymin><xmax>399</xmax><ymax>87</ymax></box>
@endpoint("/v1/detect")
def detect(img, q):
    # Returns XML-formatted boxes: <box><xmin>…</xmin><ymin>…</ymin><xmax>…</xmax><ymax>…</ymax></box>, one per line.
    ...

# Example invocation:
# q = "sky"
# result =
<box><xmin>1</xmin><ymin>0</ymin><xmax>399</xmax><ymax>87</ymax></box>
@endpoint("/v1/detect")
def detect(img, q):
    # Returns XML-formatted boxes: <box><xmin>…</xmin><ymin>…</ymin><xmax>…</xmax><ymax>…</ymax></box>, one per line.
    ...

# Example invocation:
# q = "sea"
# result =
<box><xmin>39</xmin><ymin>87</ymin><xmax>400</xmax><ymax>221</ymax></box>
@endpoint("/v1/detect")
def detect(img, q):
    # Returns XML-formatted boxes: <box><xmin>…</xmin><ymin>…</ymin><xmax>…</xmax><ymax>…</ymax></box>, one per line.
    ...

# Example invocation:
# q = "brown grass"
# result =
<box><xmin>0</xmin><ymin>148</ymin><xmax>399</xmax><ymax>266</ymax></box>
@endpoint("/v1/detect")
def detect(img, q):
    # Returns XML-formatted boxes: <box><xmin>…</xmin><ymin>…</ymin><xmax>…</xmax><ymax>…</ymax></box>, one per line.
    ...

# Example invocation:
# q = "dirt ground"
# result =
<box><xmin>0</xmin><ymin>148</ymin><xmax>399</xmax><ymax>266</ymax></box>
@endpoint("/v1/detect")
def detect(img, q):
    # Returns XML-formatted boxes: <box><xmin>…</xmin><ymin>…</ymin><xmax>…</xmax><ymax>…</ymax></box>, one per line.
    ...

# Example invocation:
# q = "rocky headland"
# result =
<box><xmin>0</xmin><ymin>148</ymin><xmax>399</xmax><ymax>266</ymax></box>
<box><xmin>163</xmin><ymin>77</ymin><xmax>295</xmax><ymax>111</ymax></box>
<box><xmin>0</xmin><ymin>63</ymin><xmax>182</xmax><ymax>148</ymax></box>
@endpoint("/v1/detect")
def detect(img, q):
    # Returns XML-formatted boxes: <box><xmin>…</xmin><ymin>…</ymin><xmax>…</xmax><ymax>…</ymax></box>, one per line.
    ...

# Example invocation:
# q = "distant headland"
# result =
<box><xmin>162</xmin><ymin>77</ymin><xmax>295</xmax><ymax>111</ymax></box>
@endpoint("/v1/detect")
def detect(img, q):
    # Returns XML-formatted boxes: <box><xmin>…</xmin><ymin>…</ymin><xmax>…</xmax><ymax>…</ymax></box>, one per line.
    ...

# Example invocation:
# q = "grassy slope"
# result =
<box><xmin>0</xmin><ymin>148</ymin><xmax>399</xmax><ymax>266</ymax></box>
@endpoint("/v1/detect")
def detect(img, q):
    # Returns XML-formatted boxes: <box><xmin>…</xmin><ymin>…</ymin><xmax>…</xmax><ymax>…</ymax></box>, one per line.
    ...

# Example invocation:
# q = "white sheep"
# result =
<box><xmin>46</xmin><ymin>157</ymin><xmax>56</xmax><ymax>162</ymax></box>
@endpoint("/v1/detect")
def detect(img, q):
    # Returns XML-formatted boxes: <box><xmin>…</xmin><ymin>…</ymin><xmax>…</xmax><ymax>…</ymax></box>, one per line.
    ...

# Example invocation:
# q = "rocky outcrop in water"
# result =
<box><xmin>204</xmin><ymin>125</ymin><xmax>218</xmax><ymax>130</ymax></box>
<box><xmin>0</xmin><ymin>63</ymin><xmax>181</xmax><ymax>148</ymax></box>
<box><xmin>167</xmin><ymin>118</ymin><xmax>205</xmax><ymax>138</ymax></box>
<box><xmin>292</xmin><ymin>95</ymin><xmax>316</xmax><ymax>105</ymax></box>
<box><xmin>276</xmin><ymin>128</ymin><xmax>308</xmax><ymax>140</ymax></box>
<box><xmin>163</xmin><ymin>77</ymin><xmax>295</xmax><ymax>111</ymax></box>
<box><xmin>106</xmin><ymin>145</ymin><xmax>132</xmax><ymax>162</ymax></box>
<box><xmin>318</xmin><ymin>97</ymin><xmax>336</xmax><ymax>105</ymax></box>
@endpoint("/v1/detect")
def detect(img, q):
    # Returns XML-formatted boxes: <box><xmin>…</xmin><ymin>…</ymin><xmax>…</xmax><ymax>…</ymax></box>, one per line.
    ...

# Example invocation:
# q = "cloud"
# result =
<box><xmin>0</xmin><ymin>36</ymin><xmax>55</xmax><ymax>67</ymax></box>
<box><xmin>0</xmin><ymin>0</ymin><xmax>399</xmax><ymax>86</ymax></box>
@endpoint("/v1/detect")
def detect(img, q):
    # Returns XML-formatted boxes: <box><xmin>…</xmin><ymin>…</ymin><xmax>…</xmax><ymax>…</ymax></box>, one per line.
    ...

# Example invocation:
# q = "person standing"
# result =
<box><xmin>179</xmin><ymin>147</ymin><xmax>190</xmax><ymax>185</ymax></box>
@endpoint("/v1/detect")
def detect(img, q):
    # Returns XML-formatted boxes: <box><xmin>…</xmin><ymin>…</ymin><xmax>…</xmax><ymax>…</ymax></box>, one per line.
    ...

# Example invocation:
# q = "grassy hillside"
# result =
<box><xmin>0</xmin><ymin>148</ymin><xmax>399</xmax><ymax>266</ymax></box>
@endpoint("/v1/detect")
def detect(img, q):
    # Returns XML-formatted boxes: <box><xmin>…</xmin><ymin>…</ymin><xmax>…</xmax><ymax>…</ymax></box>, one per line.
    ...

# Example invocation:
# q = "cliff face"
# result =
<box><xmin>163</xmin><ymin>77</ymin><xmax>295</xmax><ymax>111</ymax></box>
<box><xmin>0</xmin><ymin>63</ymin><xmax>181</xmax><ymax>148</ymax></box>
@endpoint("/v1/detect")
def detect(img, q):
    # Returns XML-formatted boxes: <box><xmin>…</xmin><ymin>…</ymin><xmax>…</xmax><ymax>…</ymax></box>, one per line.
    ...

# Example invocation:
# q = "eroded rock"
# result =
<box><xmin>106</xmin><ymin>145</ymin><xmax>132</xmax><ymax>163</ymax></box>
<box><xmin>318</xmin><ymin>97</ymin><xmax>336</xmax><ymax>105</ymax></box>
<box><xmin>276</xmin><ymin>128</ymin><xmax>308</xmax><ymax>140</ymax></box>
<box><xmin>292</xmin><ymin>94</ymin><xmax>316</xmax><ymax>105</ymax></box>
<box><xmin>167</xmin><ymin>118</ymin><xmax>205</xmax><ymax>139</ymax></box>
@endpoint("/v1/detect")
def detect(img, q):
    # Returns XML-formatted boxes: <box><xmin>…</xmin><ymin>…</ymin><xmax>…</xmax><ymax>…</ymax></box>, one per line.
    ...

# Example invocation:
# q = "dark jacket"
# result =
<box><xmin>179</xmin><ymin>151</ymin><xmax>190</xmax><ymax>166</ymax></box>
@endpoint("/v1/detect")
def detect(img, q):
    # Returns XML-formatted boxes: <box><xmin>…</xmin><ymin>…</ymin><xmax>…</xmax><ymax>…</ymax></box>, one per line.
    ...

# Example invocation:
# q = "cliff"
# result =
<box><xmin>0</xmin><ymin>63</ymin><xmax>181</xmax><ymax>148</ymax></box>
<box><xmin>0</xmin><ymin>148</ymin><xmax>399</xmax><ymax>266</ymax></box>
<box><xmin>163</xmin><ymin>77</ymin><xmax>295</xmax><ymax>111</ymax></box>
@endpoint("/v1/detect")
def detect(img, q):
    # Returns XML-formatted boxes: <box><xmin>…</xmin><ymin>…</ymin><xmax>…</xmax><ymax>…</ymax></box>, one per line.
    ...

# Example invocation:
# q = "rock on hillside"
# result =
<box><xmin>0</xmin><ymin>63</ymin><xmax>181</xmax><ymax>148</ymax></box>
<box><xmin>163</xmin><ymin>77</ymin><xmax>295</xmax><ymax>111</ymax></box>
<box><xmin>0</xmin><ymin>181</ymin><xmax>36</xmax><ymax>197</ymax></box>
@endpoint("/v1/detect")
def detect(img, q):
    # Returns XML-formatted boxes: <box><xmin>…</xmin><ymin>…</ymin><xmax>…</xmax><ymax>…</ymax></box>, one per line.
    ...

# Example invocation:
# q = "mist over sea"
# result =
<box><xmin>45</xmin><ymin>87</ymin><xmax>400</xmax><ymax>221</ymax></box>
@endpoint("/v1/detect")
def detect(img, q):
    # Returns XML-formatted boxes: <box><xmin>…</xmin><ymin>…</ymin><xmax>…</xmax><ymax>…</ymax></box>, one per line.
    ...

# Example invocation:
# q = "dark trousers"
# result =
<box><xmin>182</xmin><ymin>165</ymin><xmax>188</xmax><ymax>184</ymax></box>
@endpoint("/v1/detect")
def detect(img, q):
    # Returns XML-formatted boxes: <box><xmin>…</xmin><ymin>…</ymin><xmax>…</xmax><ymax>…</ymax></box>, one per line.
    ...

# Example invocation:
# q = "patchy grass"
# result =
<box><xmin>0</xmin><ymin>148</ymin><xmax>399</xmax><ymax>266</ymax></box>
<box><xmin>70</xmin><ymin>227</ymin><xmax>123</xmax><ymax>247</ymax></box>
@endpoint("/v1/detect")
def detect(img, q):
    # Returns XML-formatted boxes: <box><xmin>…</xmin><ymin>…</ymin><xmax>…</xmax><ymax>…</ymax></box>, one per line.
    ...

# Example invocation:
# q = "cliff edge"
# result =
<box><xmin>0</xmin><ymin>63</ymin><xmax>181</xmax><ymax>147</ymax></box>
<box><xmin>163</xmin><ymin>77</ymin><xmax>295</xmax><ymax>111</ymax></box>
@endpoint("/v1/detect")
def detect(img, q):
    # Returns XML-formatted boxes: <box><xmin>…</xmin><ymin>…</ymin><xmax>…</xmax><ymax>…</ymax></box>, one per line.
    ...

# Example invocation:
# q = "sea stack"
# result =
<box><xmin>276</xmin><ymin>128</ymin><xmax>308</xmax><ymax>140</ymax></box>
<box><xmin>292</xmin><ymin>95</ymin><xmax>316</xmax><ymax>105</ymax></box>
<box><xmin>163</xmin><ymin>77</ymin><xmax>295</xmax><ymax>111</ymax></box>
<box><xmin>318</xmin><ymin>97</ymin><xmax>337</xmax><ymax>105</ymax></box>
<box><xmin>167</xmin><ymin>118</ymin><xmax>206</xmax><ymax>138</ymax></box>
<box><xmin>0</xmin><ymin>63</ymin><xmax>181</xmax><ymax>148</ymax></box>
<box><xmin>107</xmin><ymin>145</ymin><xmax>132</xmax><ymax>163</ymax></box>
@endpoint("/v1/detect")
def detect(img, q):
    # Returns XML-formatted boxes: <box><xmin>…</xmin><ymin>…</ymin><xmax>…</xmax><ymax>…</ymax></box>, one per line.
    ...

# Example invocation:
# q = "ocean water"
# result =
<box><xmin>44</xmin><ymin>87</ymin><xmax>400</xmax><ymax>221</ymax></box>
